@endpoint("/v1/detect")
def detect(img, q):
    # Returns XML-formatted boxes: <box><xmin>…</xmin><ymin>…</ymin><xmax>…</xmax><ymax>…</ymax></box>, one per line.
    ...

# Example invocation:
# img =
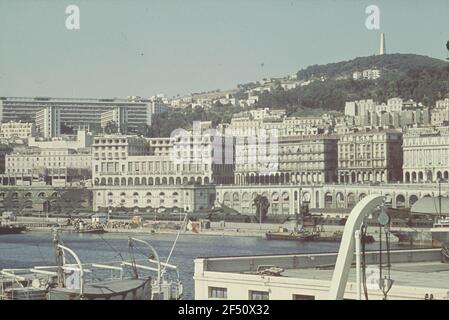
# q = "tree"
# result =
<box><xmin>104</xmin><ymin>121</ymin><xmax>119</xmax><ymax>134</ymax></box>
<box><xmin>61</xmin><ymin>123</ymin><xmax>75</xmax><ymax>134</ymax></box>
<box><xmin>253</xmin><ymin>195</ymin><xmax>270</xmax><ymax>223</ymax></box>
<box><xmin>49</xmin><ymin>189</ymin><xmax>91</xmax><ymax>215</ymax></box>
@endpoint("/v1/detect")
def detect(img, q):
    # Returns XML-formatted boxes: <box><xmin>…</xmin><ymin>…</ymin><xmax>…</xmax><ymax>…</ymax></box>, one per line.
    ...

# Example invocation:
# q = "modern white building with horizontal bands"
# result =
<box><xmin>194</xmin><ymin>248</ymin><xmax>449</xmax><ymax>300</ymax></box>
<box><xmin>0</xmin><ymin>96</ymin><xmax>155</xmax><ymax>133</ymax></box>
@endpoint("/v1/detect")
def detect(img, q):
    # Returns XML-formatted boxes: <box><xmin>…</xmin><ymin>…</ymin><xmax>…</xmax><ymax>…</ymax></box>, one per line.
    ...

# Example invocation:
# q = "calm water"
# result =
<box><xmin>0</xmin><ymin>232</ymin><xmax>400</xmax><ymax>299</ymax></box>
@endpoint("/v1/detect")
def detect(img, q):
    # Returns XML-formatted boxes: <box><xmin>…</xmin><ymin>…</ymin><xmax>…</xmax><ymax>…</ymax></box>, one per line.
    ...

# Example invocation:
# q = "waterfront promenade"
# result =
<box><xmin>12</xmin><ymin>216</ymin><xmax>404</xmax><ymax>242</ymax></box>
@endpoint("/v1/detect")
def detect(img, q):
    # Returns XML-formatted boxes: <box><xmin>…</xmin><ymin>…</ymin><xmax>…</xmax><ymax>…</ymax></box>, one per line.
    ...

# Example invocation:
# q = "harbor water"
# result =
<box><xmin>0</xmin><ymin>232</ymin><xmax>403</xmax><ymax>299</ymax></box>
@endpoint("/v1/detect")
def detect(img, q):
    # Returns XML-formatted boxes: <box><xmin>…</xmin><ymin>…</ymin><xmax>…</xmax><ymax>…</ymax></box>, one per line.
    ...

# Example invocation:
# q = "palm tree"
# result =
<box><xmin>253</xmin><ymin>195</ymin><xmax>270</xmax><ymax>224</ymax></box>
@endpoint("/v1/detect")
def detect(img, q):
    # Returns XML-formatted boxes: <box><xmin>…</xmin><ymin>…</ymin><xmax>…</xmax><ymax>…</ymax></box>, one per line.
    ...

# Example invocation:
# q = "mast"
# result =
<box><xmin>53</xmin><ymin>230</ymin><xmax>64</xmax><ymax>288</ymax></box>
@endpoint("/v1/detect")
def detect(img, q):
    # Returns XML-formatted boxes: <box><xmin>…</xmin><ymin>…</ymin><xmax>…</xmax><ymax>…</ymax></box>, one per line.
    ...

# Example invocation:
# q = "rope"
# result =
<box><xmin>35</xmin><ymin>243</ymin><xmax>49</xmax><ymax>265</ymax></box>
<box><xmin>163</xmin><ymin>215</ymin><xmax>187</xmax><ymax>274</ymax></box>
<box><xmin>97</xmin><ymin>233</ymin><xmax>125</xmax><ymax>262</ymax></box>
<box><xmin>128</xmin><ymin>240</ymin><xmax>138</xmax><ymax>279</ymax></box>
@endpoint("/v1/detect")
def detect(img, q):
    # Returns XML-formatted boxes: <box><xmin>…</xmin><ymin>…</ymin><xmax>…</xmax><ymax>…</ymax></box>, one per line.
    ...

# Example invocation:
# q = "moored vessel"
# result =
<box><xmin>0</xmin><ymin>224</ymin><xmax>27</xmax><ymax>235</ymax></box>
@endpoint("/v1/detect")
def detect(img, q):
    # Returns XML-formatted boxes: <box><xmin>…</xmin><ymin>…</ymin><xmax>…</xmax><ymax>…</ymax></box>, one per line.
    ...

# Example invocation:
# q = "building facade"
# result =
<box><xmin>4</xmin><ymin>148</ymin><xmax>91</xmax><ymax>186</ymax></box>
<box><xmin>0</xmin><ymin>121</ymin><xmax>35</xmax><ymax>139</ymax></box>
<box><xmin>35</xmin><ymin>106</ymin><xmax>61</xmax><ymax>138</ymax></box>
<box><xmin>344</xmin><ymin>98</ymin><xmax>429</xmax><ymax>129</ymax></box>
<box><xmin>234</xmin><ymin>135</ymin><xmax>338</xmax><ymax>185</ymax></box>
<box><xmin>337</xmin><ymin>129</ymin><xmax>403</xmax><ymax>183</ymax></box>
<box><xmin>403</xmin><ymin>126</ymin><xmax>449</xmax><ymax>183</ymax></box>
<box><xmin>0</xmin><ymin>96</ymin><xmax>154</xmax><ymax>133</ymax></box>
<box><xmin>100</xmin><ymin>106</ymin><xmax>128</xmax><ymax>134</ymax></box>
<box><xmin>91</xmin><ymin>133</ymin><xmax>234</xmax><ymax>188</ymax></box>
<box><xmin>92</xmin><ymin>185</ymin><xmax>215</xmax><ymax>213</ymax></box>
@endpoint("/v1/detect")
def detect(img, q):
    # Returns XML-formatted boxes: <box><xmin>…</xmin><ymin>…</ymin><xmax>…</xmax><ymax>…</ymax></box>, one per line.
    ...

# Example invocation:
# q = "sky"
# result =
<box><xmin>0</xmin><ymin>0</ymin><xmax>448</xmax><ymax>98</ymax></box>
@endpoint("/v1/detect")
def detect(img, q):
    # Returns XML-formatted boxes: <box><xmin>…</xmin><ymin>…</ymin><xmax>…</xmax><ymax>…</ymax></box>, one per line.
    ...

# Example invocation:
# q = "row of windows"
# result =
<box><xmin>95</xmin><ymin>162</ymin><xmax>210</xmax><ymax>173</ymax></box>
<box><xmin>109</xmin><ymin>199</ymin><xmax>178</xmax><ymax>205</ymax></box>
<box><xmin>7</xmin><ymin>156</ymin><xmax>88</xmax><ymax>162</ymax></box>
<box><xmin>208</xmin><ymin>287</ymin><xmax>314</xmax><ymax>300</ymax></box>
<box><xmin>339</xmin><ymin>160</ymin><xmax>387</xmax><ymax>167</ymax></box>
<box><xmin>94</xmin><ymin>146</ymin><xmax>127</xmax><ymax>150</ymax></box>
<box><xmin>94</xmin><ymin>139</ymin><xmax>128</xmax><ymax>144</ymax></box>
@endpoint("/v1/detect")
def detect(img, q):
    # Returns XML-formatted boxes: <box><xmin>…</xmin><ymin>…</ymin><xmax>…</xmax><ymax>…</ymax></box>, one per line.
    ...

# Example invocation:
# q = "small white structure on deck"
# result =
<box><xmin>91</xmin><ymin>213</ymin><xmax>108</xmax><ymax>224</ymax></box>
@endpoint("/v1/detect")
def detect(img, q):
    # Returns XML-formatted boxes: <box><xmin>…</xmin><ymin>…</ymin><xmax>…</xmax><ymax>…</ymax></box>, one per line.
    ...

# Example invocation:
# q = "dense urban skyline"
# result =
<box><xmin>1</xmin><ymin>0</ymin><xmax>448</xmax><ymax>98</ymax></box>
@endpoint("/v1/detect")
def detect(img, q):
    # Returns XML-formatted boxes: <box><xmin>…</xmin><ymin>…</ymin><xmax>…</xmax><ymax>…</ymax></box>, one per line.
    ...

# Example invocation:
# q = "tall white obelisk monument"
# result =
<box><xmin>380</xmin><ymin>32</ymin><xmax>386</xmax><ymax>55</ymax></box>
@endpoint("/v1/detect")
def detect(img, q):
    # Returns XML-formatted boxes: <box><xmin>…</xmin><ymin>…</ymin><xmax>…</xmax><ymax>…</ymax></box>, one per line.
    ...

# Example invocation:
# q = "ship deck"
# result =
<box><xmin>278</xmin><ymin>260</ymin><xmax>449</xmax><ymax>290</ymax></box>
<box><xmin>195</xmin><ymin>248</ymin><xmax>449</xmax><ymax>299</ymax></box>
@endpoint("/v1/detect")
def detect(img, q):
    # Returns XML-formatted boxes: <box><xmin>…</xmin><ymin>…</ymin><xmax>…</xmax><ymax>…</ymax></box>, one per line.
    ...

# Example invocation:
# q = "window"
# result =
<box><xmin>249</xmin><ymin>290</ymin><xmax>269</xmax><ymax>300</ymax></box>
<box><xmin>209</xmin><ymin>287</ymin><xmax>227</xmax><ymax>299</ymax></box>
<box><xmin>292</xmin><ymin>294</ymin><xmax>315</xmax><ymax>300</ymax></box>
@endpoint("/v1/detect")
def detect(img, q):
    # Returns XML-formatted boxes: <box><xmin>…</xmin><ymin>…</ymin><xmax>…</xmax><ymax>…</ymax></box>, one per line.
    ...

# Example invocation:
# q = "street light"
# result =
<box><xmin>437</xmin><ymin>177</ymin><xmax>446</xmax><ymax>217</ymax></box>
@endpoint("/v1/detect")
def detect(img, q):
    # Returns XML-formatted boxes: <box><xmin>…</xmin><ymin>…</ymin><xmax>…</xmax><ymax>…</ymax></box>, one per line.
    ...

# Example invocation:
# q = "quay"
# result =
<box><xmin>12</xmin><ymin>216</ymin><xmax>408</xmax><ymax>242</ymax></box>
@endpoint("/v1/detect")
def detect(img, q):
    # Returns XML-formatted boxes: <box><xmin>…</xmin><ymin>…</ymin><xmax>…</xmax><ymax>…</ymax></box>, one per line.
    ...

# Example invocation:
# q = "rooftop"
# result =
<box><xmin>195</xmin><ymin>248</ymin><xmax>449</xmax><ymax>300</ymax></box>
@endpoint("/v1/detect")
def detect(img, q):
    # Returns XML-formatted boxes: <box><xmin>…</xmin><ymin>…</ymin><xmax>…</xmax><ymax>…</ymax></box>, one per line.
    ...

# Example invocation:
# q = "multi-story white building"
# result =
<box><xmin>345</xmin><ymin>98</ymin><xmax>429</xmax><ymax>129</ymax></box>
<box><xmin>436</xmin><ymin>98</ymin><xmax>449</xmax><ymax>109</ymax></box>
<box><xmin>362</xmin><ymin>68</ymin><xmax>381</xmax><ymax>80</ymax></box>
<box><xmin>430</xmin><ymin>99</ymin><xmax>449</xmax><ymax>126</ymax></box>
<box><xmin>4</xmin><ymin>147</ymin><xmax>91</xmax><ymax>186</ymax></box>
<box><xmin>0</xmin><ymin>96</ymin><xmax>155</xmax><ymax>133</ymax></box>
<box><xmin>100</xmin><ymin>106</ymin><xmax>128</xmax><ymax>134</ymax></box>
<box><xmin>148</xmin><ymin>96</ymin><xmax>172</xmax><ymax>124</ymax></box>
<box><xmin>344</xmin><ymin>99</ymin><xmax>376</xmax><ymax>117</ymax></box>
<box><xmin>225</xmin><ymin>108</ymin><xmax>330</xmax><ymax>138</ymax></box>
<box><xmin>146</xmin><ymin>137</ymin><xmax>175</xmax><ymax>156</ymax></box>
<box><xmin>352</xmin><ymin>71</ymin><xmax>363</xmax><ymax>80</ymax></box>
<box><xmin>430</xmin><ymin>108</ymin><xmax>449</xmax><ymax>126</ymax></box>
<box><xmin>27</xmin><ymin>130</ymin><xmax>93</xmax><ymax>149</ymax></box>
<box><xmin>281</xmin><ymin>117</ymin><xmax>328</xmax><ymax>136</ymax></box>
<box><xmin>403</xmin><ymin>126</ymin><xmax>449</xmax><ymax>183</ymax></box>
<box><xmin>234</xmin><ymin>135</ymin><xmax>338</xmax><ymax>185</ymax></box>
<box><xmin>337</xmin><ymin>129</ymin><xmax>403</xmax><ymax>183</ymax></box>
<box><xmin>91</xmin><ymin>133</ymin><xmax>234</xmax><ymax>188</ymax></box>
<box><xmin>352</xmin><ymin>69</ymin><xmax>381</xmax><ymax>80</ymax></box>
<box><xmin>0</xmin><ymin>121</ymin><xmax>35</xmax><ymax>139</ymax></box>
<box><xmin>91</xmin><ymin>132</ymin><xmax>234</xmax><ymax>212</ymax></box>
<box><xmin>35</xmin><ymin>106</ymin><xmax>60</xmax><ymax>138</ymax></box>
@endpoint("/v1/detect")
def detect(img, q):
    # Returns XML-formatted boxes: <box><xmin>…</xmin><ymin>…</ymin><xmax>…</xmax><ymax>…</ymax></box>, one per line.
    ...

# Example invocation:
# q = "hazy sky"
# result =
<box><xmin>0</xmin><ymin>0</ymin><xmax>448</xmax><ymax>98</ymax></box>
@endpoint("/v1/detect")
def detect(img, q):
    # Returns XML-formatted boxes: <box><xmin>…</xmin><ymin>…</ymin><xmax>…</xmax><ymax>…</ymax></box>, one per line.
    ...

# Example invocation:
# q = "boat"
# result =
<box><xmin>430</xmin><ymin>217</ymin><xmax>449</xmax><ymax>248</ymax></box>
<box><xmin>0</xmin><ymin>232</ymin><xmax>154</xmax><ymax>300</ymax></box>
<box><xmin>72</xmin><ymin>219</ymin><xmax>106</xmax><ymax>234</ymax></box>
<box><xmin>265</xmin><ymin>203</ymin><xmax>375</xmax><ymax>243</ymax></box>
<box><xmin>0</xmin><ymin>224</ymin><xmax>27</xmax><ymax>235</ymax></box>
<box><xmin>390</xmin><ymin>195</ymin><xmax>449</xmax><ymax>248</ymax></box>
<box><xmin>0</xmin><ymin>231</ymin><xmax>185</xmax><ymax>300</ymax></box>
<box><xmin>0</xmin><ymin>213</ymin><xmax>27</xmax><ymax>235</ymax></box>
<box><xmin>265</xmin><ymin>228</ymin><xmax>317</xmax><ymax>241</ymax></box>
<box><xmin>72</xmin><ymin>227</ymin><xmax>106</xmax><ymax>234</ymax></box>
<box><xmin>390</xmin><ymin>228</ymin><xmax>435</xmax><ymax>247</ymax></box>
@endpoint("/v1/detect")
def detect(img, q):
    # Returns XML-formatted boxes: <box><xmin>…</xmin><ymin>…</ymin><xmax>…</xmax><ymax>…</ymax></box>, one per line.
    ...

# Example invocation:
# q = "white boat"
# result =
<box><xmin>0</xmin><ymin>231</ymin><xmax>182</xmax><ymax>300</ymax></box>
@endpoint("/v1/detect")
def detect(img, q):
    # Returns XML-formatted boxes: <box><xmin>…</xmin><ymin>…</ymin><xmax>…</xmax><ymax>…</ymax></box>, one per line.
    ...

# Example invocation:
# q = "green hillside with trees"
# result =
<box><xmin>145</xmin><ymin>54</ymin><xmax>449</xmax><ymax>137</ymax></box>
<box><xmin>259</xmin><ymin>54</ymin><xmax>449</xmax><ymax>115</ymax></box>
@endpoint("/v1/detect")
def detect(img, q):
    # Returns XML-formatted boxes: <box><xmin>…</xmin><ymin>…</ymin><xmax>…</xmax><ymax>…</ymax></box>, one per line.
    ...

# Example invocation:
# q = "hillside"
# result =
<box><xmin>295</xmin><ymin>53</ymin><xmax>449</xmax><ymax>81</ymax></box>
<box><xmin>147</xmin><ymin>53</ymin><xmax>449</xmax><ymax>136</ymax></box>
<box><xmin>258</xmin><ymin>54</ymin><xmax>449</xmax><ymax>115</ymax></box>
